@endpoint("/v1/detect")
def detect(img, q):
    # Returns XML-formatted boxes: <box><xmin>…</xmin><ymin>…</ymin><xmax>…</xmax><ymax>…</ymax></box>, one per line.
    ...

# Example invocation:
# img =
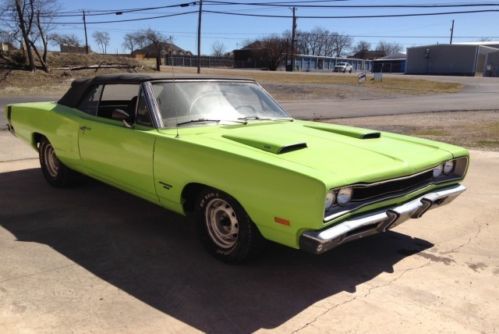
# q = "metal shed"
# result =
<box><xmin>406</xmin><ymin>44</ymin><xmax>499</xmax><ymax>76</ymax></box>
<box><xmin>484</xmin><ymin>50</ymin><xmax>499</xmax><ymax>77</ymax></box>
<box><xmin>372</xmin><ymin>53</ymin><xmax>407</xmax><ymax>73</ymax></box>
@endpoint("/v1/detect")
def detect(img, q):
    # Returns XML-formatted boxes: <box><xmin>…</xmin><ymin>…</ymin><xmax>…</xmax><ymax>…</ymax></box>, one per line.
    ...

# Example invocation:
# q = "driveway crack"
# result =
<box><xmin>291</xmin><ymin>260</ymin><xmax>431</xmax><ymax>333</ymax></box>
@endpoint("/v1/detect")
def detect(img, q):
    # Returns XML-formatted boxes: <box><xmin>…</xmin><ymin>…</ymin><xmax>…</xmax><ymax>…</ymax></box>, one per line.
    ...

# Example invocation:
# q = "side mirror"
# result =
<box><xmin>112</xmin><ymin>109</ymin><xmax>133</xmax><ymax>128</ymax></box>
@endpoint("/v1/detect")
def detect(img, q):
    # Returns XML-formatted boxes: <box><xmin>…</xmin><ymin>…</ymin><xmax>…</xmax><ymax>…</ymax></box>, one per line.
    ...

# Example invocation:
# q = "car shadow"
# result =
<box><xmin>0</xmin><ymin>168</ymin><xmax>433</xmax><ymax>333</ymax></box>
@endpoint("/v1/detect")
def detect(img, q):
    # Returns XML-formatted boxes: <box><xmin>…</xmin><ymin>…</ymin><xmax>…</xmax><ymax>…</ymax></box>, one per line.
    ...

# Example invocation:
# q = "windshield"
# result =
<box><xmin>151</xmin><ymin>81</ymin><xmax>290</xmax><ymax>127</ymax></box>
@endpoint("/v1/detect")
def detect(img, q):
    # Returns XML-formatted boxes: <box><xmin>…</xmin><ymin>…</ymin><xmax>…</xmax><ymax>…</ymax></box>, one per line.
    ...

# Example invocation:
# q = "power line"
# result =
<box><xmin>204</xmin><ymin>8</ymin><xmax>499</xmax><ymax>18</ymax></box>
<box><xmin>8</xmin><ymin>7</ymin><xmax>499</xmax><ymax>25</ymax></box>
<box><xmin>38</xmin><ymin>11</ymin><xmax>198</xmax><ymax>25</ymax></box>
<box><xmin>204</xmin><ymin>1</ymin><xmax>499</xmax><ymax>8</ymax></box>
<box><xmin>12</xmin><ymin>1</ymin><xmax>499</xmax><ymax>18</ymax></box>
<box><xmin>7</xmin><ymin>2</ymin><xmax>198</xmax><ymax>17</ymax></box>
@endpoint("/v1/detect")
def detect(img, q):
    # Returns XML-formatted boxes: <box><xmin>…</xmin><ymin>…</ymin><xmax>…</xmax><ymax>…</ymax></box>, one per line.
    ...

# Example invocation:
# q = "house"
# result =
<box><xmin>233</xmin><ymin>41</ymin><xmax>276</xmax><ymax>69</ymax></box>
<box><xmin>1</xmin><ymin>42</ymin><xmax>17</xmax><ymax>53</ymax></box>
<box><xmin>131</xmin><ymin>42</ymin><xmax>192</xmax><ymax>59</ymax></box>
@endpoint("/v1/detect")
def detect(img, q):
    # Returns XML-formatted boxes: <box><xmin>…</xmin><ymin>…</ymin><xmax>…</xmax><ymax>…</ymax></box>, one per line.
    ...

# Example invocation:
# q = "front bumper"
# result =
<box><xmin>300</xmin><ymin>184</ymin><xmax>466</xmax><ymax>254</ymax></box>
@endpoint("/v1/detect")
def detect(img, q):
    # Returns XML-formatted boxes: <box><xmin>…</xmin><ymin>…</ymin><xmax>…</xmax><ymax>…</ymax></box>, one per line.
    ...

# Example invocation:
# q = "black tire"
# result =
<box><xmin>39</xmin><ymin>137</ymin><xmax>79</xmax><ymax>187</ymax></box>
<box><xmin>195</xmin><ymin>188</ymin><xmax>265</xmax><ymax>263</ymax></box>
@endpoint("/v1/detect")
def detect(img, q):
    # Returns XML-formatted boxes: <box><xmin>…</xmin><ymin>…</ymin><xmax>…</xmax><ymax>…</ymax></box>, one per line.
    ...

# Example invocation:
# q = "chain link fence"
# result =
<box><xmin>164</xmin><ymin>56</ymin><xmax>234</xmax><ymax>68</ymax></box>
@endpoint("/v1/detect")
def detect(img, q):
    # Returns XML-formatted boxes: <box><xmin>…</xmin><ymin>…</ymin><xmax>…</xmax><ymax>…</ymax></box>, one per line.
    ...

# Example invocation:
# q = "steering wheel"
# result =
<box><xmin>188</xmin><ymin>91</ymin><xmax>222</xmax><ymax>114</ymax></box>
<box><xmin>235</xmin><ymin>105</ymin><xmax>256</xmax><ymax>113</ymax></box>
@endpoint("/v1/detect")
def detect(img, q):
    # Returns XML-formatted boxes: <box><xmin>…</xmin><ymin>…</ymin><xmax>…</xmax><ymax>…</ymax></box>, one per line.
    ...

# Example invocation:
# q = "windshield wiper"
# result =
<box><xmin>237</xmin><ymin>116</ymin><xmax>293</xmax><ymax>122</ymax></box>
<box><xmin>176</xmin><ymin>118</ymin><xmax>246</xmax><ymax>127</ymax></box>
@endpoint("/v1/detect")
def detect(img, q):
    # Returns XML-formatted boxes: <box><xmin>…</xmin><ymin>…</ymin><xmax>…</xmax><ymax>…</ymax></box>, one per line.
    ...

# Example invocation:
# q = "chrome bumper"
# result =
<box><xmin>300</xmin><ymin>184</ymin><xmax>466</xmax><ymax>254</ymax></box>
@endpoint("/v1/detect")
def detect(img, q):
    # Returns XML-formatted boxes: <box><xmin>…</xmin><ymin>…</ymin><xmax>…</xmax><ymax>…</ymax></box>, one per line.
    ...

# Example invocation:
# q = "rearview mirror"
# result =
<box><xmin>112</xmin><ymin>109</ymin><xmax>133</xmax><ymax>128</ymax></box>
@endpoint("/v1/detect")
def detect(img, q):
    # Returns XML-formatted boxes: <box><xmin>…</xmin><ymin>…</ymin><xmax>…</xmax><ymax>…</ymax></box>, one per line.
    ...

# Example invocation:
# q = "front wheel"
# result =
<box><xmin>39</xmin><ymin>138</ymin><xmax>79</xmax><ymax>187</ymax></box>
<box><xmin>195</xmin><ymin>188</ymin><xmax>265</xmax><ymax>263</ymax></box>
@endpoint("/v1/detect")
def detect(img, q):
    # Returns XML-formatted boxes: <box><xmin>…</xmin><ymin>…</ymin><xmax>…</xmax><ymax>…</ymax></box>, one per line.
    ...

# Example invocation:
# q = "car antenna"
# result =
<box><xmin>169</xmin><ymin>51</ymin><xmax>180</xmax><ymax>138</ymax></box>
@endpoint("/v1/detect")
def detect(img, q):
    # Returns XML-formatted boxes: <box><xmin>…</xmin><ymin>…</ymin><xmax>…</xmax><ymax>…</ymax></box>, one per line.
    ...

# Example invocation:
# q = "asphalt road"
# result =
<box><xmin>0</xmin><ymin>131</ymin><xmax>499</xmax><ymax>333</ymax></box>
<box><xmin>283</xmin><ymin>75</ymin><xmax>499</xmax><ymax>119</ymax></box>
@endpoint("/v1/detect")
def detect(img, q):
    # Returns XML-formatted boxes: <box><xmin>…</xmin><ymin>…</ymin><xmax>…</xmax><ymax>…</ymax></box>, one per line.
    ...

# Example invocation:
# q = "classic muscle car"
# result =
<box><xmin>4</xmin><ymin>74</ymin><xmax>468</xmax><ymax>263</ymax></box>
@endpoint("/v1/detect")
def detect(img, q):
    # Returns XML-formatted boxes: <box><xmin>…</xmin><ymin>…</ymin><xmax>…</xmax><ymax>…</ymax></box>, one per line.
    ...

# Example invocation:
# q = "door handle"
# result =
<box><xmin>80</xmin><ymin>126</ymin><xmax>91</xmax><ymax>131</ymax></box>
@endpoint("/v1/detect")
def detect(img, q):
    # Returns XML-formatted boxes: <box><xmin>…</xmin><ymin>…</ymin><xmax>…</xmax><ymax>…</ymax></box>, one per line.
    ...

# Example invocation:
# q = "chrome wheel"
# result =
<box><xmin>43</xmin><ymin>143</ymin><xmax>60</xmax><ymax>178</ymax></box>
<box><xmin>204</xmin><ymin>198</ymin><xmax>239</xmax><ymax>249</ymax></box>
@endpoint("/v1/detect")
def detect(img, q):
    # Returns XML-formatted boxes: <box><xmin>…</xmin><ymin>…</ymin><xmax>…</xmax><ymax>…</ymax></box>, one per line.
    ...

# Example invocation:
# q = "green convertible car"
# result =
<box><xmin>4</xmin><ymin>73</ymin><xmax>468</xmax><ymax>263</ymax></box>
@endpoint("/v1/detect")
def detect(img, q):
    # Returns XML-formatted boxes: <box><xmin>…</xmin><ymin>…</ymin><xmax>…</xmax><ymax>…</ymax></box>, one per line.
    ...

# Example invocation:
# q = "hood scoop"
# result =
<box><xmin>305</xmin><ymin>124</ymin><xmax>380</xmax><ymax>139</ymax></box>
<box><xmin>222</xmin><ymin>134</ymin><xmax>307</xmax><ymax>154</ymax></box>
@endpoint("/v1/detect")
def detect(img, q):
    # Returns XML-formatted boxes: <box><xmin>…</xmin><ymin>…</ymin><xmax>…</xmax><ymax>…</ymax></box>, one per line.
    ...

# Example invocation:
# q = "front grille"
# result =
<box><xmin>352</xmin><ymin>170</ymin><xmax>434</xmax><ymax>202</ymax></box>
<box><xmin>324</xmin><ymin>157</ymin><xmax>468</xmax><ymax>222</ymax></box>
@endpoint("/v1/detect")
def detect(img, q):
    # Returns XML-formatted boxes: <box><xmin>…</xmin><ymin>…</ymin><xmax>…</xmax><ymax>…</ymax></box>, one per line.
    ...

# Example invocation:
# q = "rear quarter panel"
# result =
<box><xmin>9</xmin><ymin>102</ymin><xmax>82</xmax><ymax>166</ymax></box>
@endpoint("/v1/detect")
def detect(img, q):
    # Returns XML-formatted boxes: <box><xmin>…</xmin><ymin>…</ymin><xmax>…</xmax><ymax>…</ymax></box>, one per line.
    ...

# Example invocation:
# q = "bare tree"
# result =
<box><xmin>132</xmin><ymin>29</ymin><xmax>171</xmax><ymax>71</ymax></box>
<box><xmin>50</xmin><ymin>33</ymin><xmax>80</xmax><ymax>48</ymax></box>
<box><xmin>133</xmin><ymin>32</ymin><xmax>147</xmax><ymax>49</ymax></box>
<box><xmin>122</xmin><ymin>33</ymin><xmax>136</xmax><ymax>54</ymax></box>
<box><xmin>1</xmin><ymin>0</ymin><xmax>58</xmax><ymax>72</ymax></box>
<box><xmin>93</xmin><ymin>31</ymin><xmax>110</xmax><ymax>54</ymax></box>
<box><xmin>144</xmin><ymin>29</ymin><xmax>166</xmax><ymax>71</ymax></box>
<box><xmin>375</xmin><ymin>41</ymin><xmax>403</xmax><ymax>56</ymax></box>
<box><xmin>211</xmin><ymin>41</ymin><xmax>225</xmax><ymax>57</ymax></box>
<box><xmin>331</xmin><ymin>33</ymin><xmax>352</xmax><ymax>57</ymax></box>
<box><xmin>122</xmin><ymin>31</ymin><xmax>150</xmax><ymax>54</ymax></box>
<box><xmin>243</xmin><ymin>35</ymin><xmax>289</xmax><ymax>71</ymax></box>
<box><xmin>352</xmin><ymin>40</ymin><xmax>371</xmax><ymax>54</ymax></box>
<box><xmin>295</xmin><ymin>27</ymin><xmax>352</xmax><ymax>57</ymax></box>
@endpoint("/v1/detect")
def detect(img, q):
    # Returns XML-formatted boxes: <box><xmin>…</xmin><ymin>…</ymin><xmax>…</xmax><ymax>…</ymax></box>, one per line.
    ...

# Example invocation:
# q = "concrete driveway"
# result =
<box><xmin>0</xmin><ymin>132</ymin><xmax>498</xmax><ymax>333</ymax></box>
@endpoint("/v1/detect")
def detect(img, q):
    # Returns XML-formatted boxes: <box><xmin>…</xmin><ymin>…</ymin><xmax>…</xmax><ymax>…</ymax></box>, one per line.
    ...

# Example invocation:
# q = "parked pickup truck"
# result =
<box><xmin>334</xmin><ymin>62</ymin><xmax>353</xmax><ymax>73</ymax></box>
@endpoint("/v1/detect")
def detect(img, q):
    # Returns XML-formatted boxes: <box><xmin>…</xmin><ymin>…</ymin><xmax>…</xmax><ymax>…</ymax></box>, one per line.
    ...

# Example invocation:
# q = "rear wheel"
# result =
<box><xmin>39</xmin><ymin>138</ymin><xmax>79</xmax><ymax>187</ymax></box>
<box><xmin>195</xmin><ymin>188</ymin><xmax>265</xmax><ymax>263</ymax></box>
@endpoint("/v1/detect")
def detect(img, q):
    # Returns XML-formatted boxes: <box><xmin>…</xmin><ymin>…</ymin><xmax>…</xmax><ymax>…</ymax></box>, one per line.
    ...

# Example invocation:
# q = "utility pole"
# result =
<box><xmin>290</xmin><ymin>6</ymin><xmax>297</xmax><ymax>72</ymax></box>
<box><xmin>82</xmin><ymin>10</ymin><xmax>89</xmax><ymax>54</ymax></box>
<box><xmin>196</xmin><ymin>0</ymin><xmax>203</xmax><ymax>74</ymax></box>
<box><xmin>449</xmin><ymin>19</ymin><xmax>455</xmax><ymax>45</ymax></box>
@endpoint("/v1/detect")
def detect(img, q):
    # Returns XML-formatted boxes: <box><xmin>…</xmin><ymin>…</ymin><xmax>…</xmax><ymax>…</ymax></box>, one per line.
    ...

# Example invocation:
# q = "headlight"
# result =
<box><xmin>443</xmin><ymin>160</ymin><xmax>454</xmax><ymax>174</ymax></box>
<box><xmin>337</xmin><ymin>187</ymin><xmax>353</xmax><ymax>205</ymax></box>
<box><xmin>325</xmin><ymin>190</ymin><xmax>335</xmax><ymax>210</ymax></box>
<box><xmin>433</xmin><ymin>164</ymin><xmax>443</xmax><ymax>178</ymax></box>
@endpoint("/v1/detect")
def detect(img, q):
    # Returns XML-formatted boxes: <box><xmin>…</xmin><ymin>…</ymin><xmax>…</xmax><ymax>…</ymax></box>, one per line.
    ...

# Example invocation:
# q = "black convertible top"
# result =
<box><xmin>58</xmin><ymin>73</ymin><xmax>254</xmax><ymax>108</ymax></box>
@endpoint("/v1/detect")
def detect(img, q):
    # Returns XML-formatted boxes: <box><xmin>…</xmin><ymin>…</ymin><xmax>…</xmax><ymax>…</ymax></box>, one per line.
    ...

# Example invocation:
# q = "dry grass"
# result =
<box><xmin>328</xmin><ymin>110</ymin><xmax>499</xmax><ymax>151</ymax></box>
<box><xmin>48</xmin><ymin>53</ymin><xmax>142</xmax><ymax>68</ymax></box>
<box><xmin>165</xmin><ymin>67</ymin><xmax>463</xmax><ymax>95</ymax></box>
<box><xmin>0</xmin><ymin>53</ymin><xmax>156</xmax><ymax>96</ymax></box>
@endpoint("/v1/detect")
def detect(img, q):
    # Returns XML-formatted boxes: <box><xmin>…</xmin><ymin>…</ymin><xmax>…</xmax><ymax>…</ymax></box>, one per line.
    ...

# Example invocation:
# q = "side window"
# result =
<box><xmin>78</xmin><ymin>85</ymin><xmax>103</xmax><ymax>115</ymax></box>
<box><xmin>98</xmin><ymin>84</ymin><xmax>140</xmax><ymax>119</ymax></box>
<box><xmin>136</xmin><ymin>88</ymin><xmax>153</xmax><ymax>127</ymax></box>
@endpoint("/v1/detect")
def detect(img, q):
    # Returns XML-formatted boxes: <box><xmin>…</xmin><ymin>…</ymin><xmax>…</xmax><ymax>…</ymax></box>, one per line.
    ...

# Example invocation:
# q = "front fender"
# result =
<box><xmin>153</xmin><ymin>136</ymin><xmax>326</xmax><ymax>249</ymax></box>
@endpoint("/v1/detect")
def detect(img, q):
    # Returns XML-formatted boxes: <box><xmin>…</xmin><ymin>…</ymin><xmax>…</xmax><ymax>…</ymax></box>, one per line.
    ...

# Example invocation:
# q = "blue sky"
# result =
<box><xmin>49</xmin><ymin>0</ymin><xmax>499</xmax><ymax>55</ymax></box>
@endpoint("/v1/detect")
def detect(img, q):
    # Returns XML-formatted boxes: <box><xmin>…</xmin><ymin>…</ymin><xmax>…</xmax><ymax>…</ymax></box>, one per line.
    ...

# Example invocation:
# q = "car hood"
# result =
<box><xmin>165</xmin><ymin>120</ymin><xmax>465</xmax><ymax>186</ymax></box>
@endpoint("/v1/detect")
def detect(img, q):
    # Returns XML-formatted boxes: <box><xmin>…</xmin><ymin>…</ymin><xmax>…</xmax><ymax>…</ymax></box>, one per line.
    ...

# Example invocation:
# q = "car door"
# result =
<box><xmin>77</xmin><ymin>83</ymin><xmax>159</xmax><ymax>203</ymax></box>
